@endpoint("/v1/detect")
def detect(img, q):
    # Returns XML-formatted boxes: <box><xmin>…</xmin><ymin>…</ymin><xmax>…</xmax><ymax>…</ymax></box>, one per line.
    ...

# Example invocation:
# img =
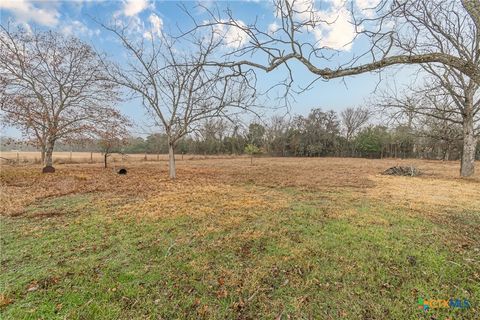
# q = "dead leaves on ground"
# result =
<box><xmin>0</xmin><ymin>294</ymin><xmax>13</xmax><ymax>308</ymax></box>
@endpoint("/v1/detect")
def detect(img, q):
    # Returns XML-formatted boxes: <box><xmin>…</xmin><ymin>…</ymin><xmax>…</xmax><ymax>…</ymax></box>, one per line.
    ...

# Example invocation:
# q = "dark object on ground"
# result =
<box><xmin>118</xmin><ymin>168</ymin><xmax>127</xmax><ymax>175</ymax></box>
<box><xmin>407</xmin><ymin>255</ymin><xmax>417</xmax><ymax>266</ymax></box>
<box><xmin>42</xmin><ymin>166</ymin><xmax>55</xmax><ymax>173</ymax></box>
<box><xmin>383</xmin><ymin>166</ymin><xmax>421</xmax><ymax>176</ymax></box>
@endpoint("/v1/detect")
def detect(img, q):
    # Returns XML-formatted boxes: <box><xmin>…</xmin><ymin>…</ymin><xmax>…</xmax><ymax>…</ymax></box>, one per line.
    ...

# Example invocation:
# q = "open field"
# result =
<box><xmin>1</xmin><ymin>157</ymin><xmax>479</xmax><ymax>319</ymax></box>
<box><xmin>0</xmin><ymin>151</ymin><xmax>236</xmax><ymax>165</ymax></box>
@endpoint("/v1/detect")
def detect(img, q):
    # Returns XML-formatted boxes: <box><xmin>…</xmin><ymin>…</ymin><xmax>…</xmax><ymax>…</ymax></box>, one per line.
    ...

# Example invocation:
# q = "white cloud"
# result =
<box><xmin>142</xmin><ymin>13</ymin><xmax>163</xmax><ymax>39</ymax></box>
<box><xmin>356</xmin><ymin>0</ymin><xmax>380</xmax><ymax>10</ymax></box>
<box><xmin>214</xmin><ymin>20</ymin><xmax>249</xmax><ymax>49</ymax></box>
<box><xmin>268</xmin><ymin>22</ymin><xmax>280</xmax><ymax>35</ymax></box>
<box><xmin>356</xmin><ymin>0</ymin><xmax>381</xmax><ymax>18</ymax></box>
<box><xmin>273</xmin><ymin>0</ymin><xmax>358</xmax><ymax>51</ymax></box>
<box><xmin>122</xmin><ymin>0</ymin><xmax>150</xmax><ymax>17</ymax></box>
<box><xmin>0</xmin><ymin>0</ymin><xmax>59</xmax><ymax>26</ymax></box>
<box><xmin>268</xmin><ymin>0</ymin><xmax>380</xmax><ymax>51</ymax></box>
<box><xmin>288</xmin><ymin>0</ymin><xmax>316</xmax><ymax>22</ymax></box>
<box><xmin>149</xmin><ymin>14</ymin><xmax>163</xmax><ymax>35</ymax></box>
<box><xmin>126</xmin><ymin>15</ymin><xmax>145</xmax><ymax>34</ymax></box>
<box><xmin>112</xmin><ymin>12</ymin><xmax>147</xmax><ymax>38</ymax></box>
<box><xmin>113</xmin><ymin>0</ymin><xmax>155</xmax><ymax>38</ymax></box>
<box><xmin>61</xmin><ymin>20</ymin><xmax>100</xmax><ymax>38</ymax></box>
<box><xmin>314</xmin><ymin>1</ymin><xmax>357</xmax><ymax>51</ymax></box>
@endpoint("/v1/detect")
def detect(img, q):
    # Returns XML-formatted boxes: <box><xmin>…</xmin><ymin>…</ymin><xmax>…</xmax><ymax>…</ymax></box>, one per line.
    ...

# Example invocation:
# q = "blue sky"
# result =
<box><xmin>0</xmin><ymin>0</ymin><xmax>417</xmax><ymax>137</ymax></box>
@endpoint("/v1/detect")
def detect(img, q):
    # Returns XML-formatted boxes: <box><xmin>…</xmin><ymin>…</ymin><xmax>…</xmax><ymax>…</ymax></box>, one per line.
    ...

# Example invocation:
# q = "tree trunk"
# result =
<box><xmin>460</xmin><ymin>111</ymin><xmax>476</xmax><ymax>177</ymax></box>
<box><xmin>168</xmin><ymin>142</ymin><xmax>176</xmax><ymax>179</ymax></box>
<box><xmin>40</xmin><ymin>148</ymin><xmax>45</xmax><ymax>164</ymax></box>
<box><xmin>44</xmin><ymin>140</ymin><xmax>55</xmax><ymax>167</ymax></box>
<box><xmin>442</xmin><ymin>146</ymin><xmax>450</xmax><ymax>161</ymax></box>
<box><xmin>104</xmin><ymin>153</ymin><xmax>108</xmax><ymax>168</ymax></box>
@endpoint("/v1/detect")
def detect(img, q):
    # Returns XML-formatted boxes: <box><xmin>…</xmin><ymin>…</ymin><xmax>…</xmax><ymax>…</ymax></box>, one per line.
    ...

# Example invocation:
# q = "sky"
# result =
<box><xmin>0</xmin><ymin>0</ymin><xmax>417</xmax><ymax>138</ymax></box>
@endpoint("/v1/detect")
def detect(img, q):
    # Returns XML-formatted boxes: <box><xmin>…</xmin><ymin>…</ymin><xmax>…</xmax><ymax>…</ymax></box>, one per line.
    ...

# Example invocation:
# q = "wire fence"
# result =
<box><xmin>0</xmin><ymin>151</ymin><xmax>243</xmax><ymax>166</ymax></box>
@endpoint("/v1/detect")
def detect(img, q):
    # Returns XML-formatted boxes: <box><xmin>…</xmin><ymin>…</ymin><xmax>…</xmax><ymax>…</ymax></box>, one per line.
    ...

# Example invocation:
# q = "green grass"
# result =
<box><xmin>1</xmin><ymin>190</ymin><xmax>479</xmax><ymax>319</ymax></box>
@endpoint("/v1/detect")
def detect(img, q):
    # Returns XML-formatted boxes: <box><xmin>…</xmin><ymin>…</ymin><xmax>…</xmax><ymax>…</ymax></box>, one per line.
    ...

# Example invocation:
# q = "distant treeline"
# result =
<box><xmin>3</xmin><ymin>108</ymin><xmax>479</xmax><ymax>161</ymax></box>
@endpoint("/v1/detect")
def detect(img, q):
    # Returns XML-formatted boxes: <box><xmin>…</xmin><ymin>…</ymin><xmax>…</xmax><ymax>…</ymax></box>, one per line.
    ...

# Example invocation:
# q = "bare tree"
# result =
<box><xmin>96</xmin><ymin>114</ymin><xmax>132</xmax><ymax>169</ymax></box>
<box><xmin>183</xmin><ymin>0</ymin><xmax>478</xmax><ymax>175</ymax></box>
<box><xmin>185</xmin><ymin>0</ymin><xmax>479</xmax><ymax>85</ymax></box>
<box><xmin>0</xmin><ymin>25</ymin><xmax>121</xmax><ymax>170</ymax></box>
<box><xmin>388</xmin><ymin>0</ymin><xmax>479</xmax><ymax>175</ymax></box>
<box><xmin>377</xmin><ymin>74</ymin><xmax>479</xmax><ymax>176</ymax></box>
<box><xmin>419</xmin><ymin>114</ymin><xmax>463</xmax><ymax>161</ymax></box>
<box><xmin>419</xmin><ymin>65</ymin><xmax>479</xmax><ymax>176</ymax></box>
<box><xmin>341</xmin><ymin>107</ymin><xmax>370</xmax><ymax>141</ymax></box>
<box><xmin>197</xmin><ymin>118</ymin><xmax>230</xmax><ymax>154</ymax></box>
<box><xmin>101</xmin><ymin>24</ymin><xmax>255</xmax><ymax>178</ymax></box>
<box><xmin>265</xmin><ymin>115</ymin><xmax>290</xmax><ymax>156</ymax></box>
<box><xmin>340</xmin><ymin>107</ymin><xmax>371</xmax><ymax>157</ymax></box>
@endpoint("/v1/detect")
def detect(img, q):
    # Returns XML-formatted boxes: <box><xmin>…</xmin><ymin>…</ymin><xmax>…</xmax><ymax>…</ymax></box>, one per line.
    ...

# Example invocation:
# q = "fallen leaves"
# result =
<box><xmin>26</xmin><ymin>282</ymin><xmax>39</xmax><ymax>292</ymax></box>
<box><xmin>0</xmin><ymin>294</ymin><xmax>13</xmax><ymax>308</ymax></box>
<box><xmin>25</xmin><ymin>277</ymin><xmax>60</xmax><ymax>294</ymax></box>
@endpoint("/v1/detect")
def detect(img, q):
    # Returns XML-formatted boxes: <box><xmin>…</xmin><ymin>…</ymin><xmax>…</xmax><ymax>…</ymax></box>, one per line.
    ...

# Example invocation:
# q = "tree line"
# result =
<box><xmin>6</xmin><ymin>106</ymin><xmax>474</xmax><ymax>162</ymax></box>
<box><xmin>123</xmin><ymin>108</ymin><xmax>479</xmax><ymax>160</ymax></box>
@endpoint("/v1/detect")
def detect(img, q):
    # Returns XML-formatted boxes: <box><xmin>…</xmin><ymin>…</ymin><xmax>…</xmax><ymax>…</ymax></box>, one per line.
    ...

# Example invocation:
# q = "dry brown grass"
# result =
<box><xmin>121</xmin><ymin>183</ymin><xmax>291</xmax><ymax>221</ymax></box>
<box><xmin>368</xmin><ymin>174</ymin><xmax>480</xmax><ymax>213</ymax></box>
<box><xmin>0</xmin><ymin>151</ymin><xmax>241</xmax><ymax>164</ymax></box>
<box><xmin>1</xmin><ymin>157</ymin><xmax>479</xmax><ymax>216</ymax></box>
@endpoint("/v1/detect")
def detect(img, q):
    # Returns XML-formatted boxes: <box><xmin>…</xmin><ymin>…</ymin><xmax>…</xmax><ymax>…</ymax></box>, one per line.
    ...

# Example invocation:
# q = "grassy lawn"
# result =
<box><xmin>1</xmin><ymin>158</ymin><xmax>479</xmax><ymax>319</ymax></box>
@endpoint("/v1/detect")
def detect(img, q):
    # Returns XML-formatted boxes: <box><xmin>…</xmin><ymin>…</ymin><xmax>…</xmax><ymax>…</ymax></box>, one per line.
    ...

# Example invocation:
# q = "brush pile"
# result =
<box><xmin>383</xmin><ymin>166</ymin><xmax>421</xmax><ymax>176</ymax></box>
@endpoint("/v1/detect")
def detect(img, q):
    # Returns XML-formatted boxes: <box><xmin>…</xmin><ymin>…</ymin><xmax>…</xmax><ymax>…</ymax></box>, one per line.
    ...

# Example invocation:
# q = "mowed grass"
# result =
<box><xmin>1</xmin><ymin>158</ymin><xmax>479</xmax><ymax>319</ymax></box>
